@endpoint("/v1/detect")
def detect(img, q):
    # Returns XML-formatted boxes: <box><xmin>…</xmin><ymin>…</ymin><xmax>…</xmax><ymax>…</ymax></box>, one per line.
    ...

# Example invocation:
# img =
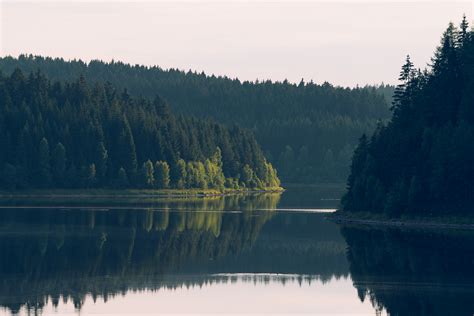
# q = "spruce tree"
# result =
<box><xmin>51</xmin><ymin>142</ymin><xmax>66</xmax><ymax>186</ymax></box>
<box><xmin>116</xmin><ymin>167</ymin><xmax>129</xmax><ymax>188</ymax></box>
<box><xmin>0</xmin><ymin>67</ymin><xmax>280</xmax><ymax>190</ymax></box>
<box><xmin>82</xmin><ymin>163</ymin><xmax>96</xmax><ymax>188</ymax></box>
<box><xmin>2</xmin><ymin>163</ymin><xmax>17</xmax><ymax>190</ymax></box>
<box><xmin>458</xmin><ymin>14</ymin><xmax>470</xmax><ymax>47</ymax></box>
<box><xmin>95</xmin><ymin>141</ymin><xmax>108</xmax><ymax>183</ymax></box>
<box><xmin>38</xmin><ymin>138</ymin><xmax>52</xmax><ymax>187</ymax></box>
<box><xmin>342</xmin><ymin>19</ymin><xmax>474</xmax><ymax>217</ymax></box>
<box><xmin>120</xmin><ymin>115</ymin><xmax>138</xmax><ymax>176</ymax></box>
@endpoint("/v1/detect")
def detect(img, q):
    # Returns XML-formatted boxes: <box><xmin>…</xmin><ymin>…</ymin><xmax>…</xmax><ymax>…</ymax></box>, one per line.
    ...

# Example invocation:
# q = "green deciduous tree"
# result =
<box><xmin>154</xmin><ymin>161</ymin><xmax>170</xmax><ymax>189</ymax></box>
<box><xmin>141</xmin><ymin>160</ymin><xmax>155</xmax><ymax>188</ymax></box>
<box><xmin>174</xmin><ymin>159</ymin><xmax>187</xmax><ymax>189</ymax></box>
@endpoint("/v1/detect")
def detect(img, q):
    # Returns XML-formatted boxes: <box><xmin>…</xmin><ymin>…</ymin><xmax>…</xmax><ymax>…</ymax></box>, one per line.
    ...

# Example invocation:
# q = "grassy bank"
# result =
<box><xmin>329</xmin><ymin>211</ymin><xmax>474</xmax><ymax>230</ymax></box>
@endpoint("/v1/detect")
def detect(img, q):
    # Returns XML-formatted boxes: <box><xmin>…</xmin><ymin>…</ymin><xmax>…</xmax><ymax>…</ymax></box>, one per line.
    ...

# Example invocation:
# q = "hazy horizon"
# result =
<box><xmin>1</xmin><ymin>1</ymin><xmax>472</xmax><ymax>87</ymax></box>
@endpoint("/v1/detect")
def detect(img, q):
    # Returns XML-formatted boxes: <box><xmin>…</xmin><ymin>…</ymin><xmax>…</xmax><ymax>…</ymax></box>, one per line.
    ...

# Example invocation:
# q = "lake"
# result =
<box><xmin>0</xmin><ymin>185</ymin><xmax>473</xmax><ymax>315</ymax></box>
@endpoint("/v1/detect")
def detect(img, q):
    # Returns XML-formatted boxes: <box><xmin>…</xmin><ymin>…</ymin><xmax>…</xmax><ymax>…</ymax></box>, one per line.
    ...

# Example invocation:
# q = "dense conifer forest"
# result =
<box><xmin>0</xmin><ymin>56</ymin><xmax>392</xmax><ymax>183</ymax></box>
<box><xmin>0</xmin><ymin>69</ymin><xmax>280</xmax><ymax>190</ymax></box>
<box><xmin>341</xmin><ymin>17</ymin><xmax>474</xmax><ymax>217</ymax></box>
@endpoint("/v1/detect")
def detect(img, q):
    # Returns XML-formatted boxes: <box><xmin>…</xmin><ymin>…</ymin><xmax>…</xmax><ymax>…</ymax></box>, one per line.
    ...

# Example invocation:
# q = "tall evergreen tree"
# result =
<box><xmin>51</xmin><ymin>142</ymin><xmax>66</xmax><ymax>186</ymax></box>
<box><xmin>120</xmin><ymin>115</ymin><xmax>138</xmax><ymax>177</ymax></box>
<box><xmin>95</xmin><ymin>141</ymin><xmax>108</xmax><ymax>183</ymax></box>
<box><xmin>38</xmin><ymin>138</ymin><xmax>52</xmax><ymax>187</ymax></box>
<box><xmin>116</xmin><ymin>167</ymin><xmax>129</xmax><ymax>188</ymax></box>
<box><xmin>0</xmin><ymin>53</ymin><xmax>391</xmax><ymax>183</ymax></box>
<box><xmin>0</xmin><ymin>69</ymin><xmax>280</xmax><ymax>190</ymax></box>
<box><xmin>341</xmin><ymin>18</ymin><xmax>474</xmax><ymax>217</ymax></box>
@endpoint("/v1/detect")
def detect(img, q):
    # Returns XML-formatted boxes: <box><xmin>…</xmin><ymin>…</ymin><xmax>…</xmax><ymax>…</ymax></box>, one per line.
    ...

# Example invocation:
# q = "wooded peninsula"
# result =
<box><xmin>0</xmin><ymin>70</ymin><xmax>280</xmax><ymax>192</ymax></box>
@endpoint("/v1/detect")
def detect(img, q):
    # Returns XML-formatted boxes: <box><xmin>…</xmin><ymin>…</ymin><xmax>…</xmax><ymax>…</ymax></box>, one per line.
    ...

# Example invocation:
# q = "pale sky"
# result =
<box><xmin>0</xmin><ymin>0</ymin><xmax>472</xmax><ymax>86</ymax></box>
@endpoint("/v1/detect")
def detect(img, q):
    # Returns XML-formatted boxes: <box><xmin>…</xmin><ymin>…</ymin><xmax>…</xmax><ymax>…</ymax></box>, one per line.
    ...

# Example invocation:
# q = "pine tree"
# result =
<box><xmin>82</xmin><ymin>163</ymin><xmax>96</xmax><ymax>188</ymax></box>
<box><xmin>342</xmin><ymin>19</ymin><xmax>474</xmax><ymax>216</ymax></box>
<box><xmin>51</xmin><ymin>142</ymin><xmax>66</xmax><ymax>186</ymax></box>
<box><xmin>116</xmin><ymin>167</ymin><xmax>129</xmax><ymax>188</ymax></box>
<box><xmin>0</xmin><ymin>67</ymin><xmax>280</xmax><ymax>190</ymax></box>
<box><xmin>15</xmin><ymin>128</ymin><xmax>28</xmax><ymax>188</ymax></box>
<box><xmin>65</xmin><ymin>164</ymin><xmax>79</xmax><ymax>188</ymax></box>
<box><xmin>95</xmin><ymin>141</ymin><xmax>108</xmax><ymax>183</ymax></box>
<box><xmin>38</xmin><ymin>137</ymin><xmax>52</xmax><ymax>187</ymax></box>
<box><xmin>457</xmin><ymin>14</ymin><xmax>470</xmax><ymax>47</ymax></box>
<box><xmin>432</xmin><ymin>22</ymin><xmax>458</xmax><ymax>75</ymax></box>
<box><xmin>120</xmin><ymin>115</ymin><xmax>138</xmax><ymax>176</ymax></box>
<box><xmin>2</xmin><ymin>163</ymin><xmax>17</xmax><ymax>189</ymax></box>
<box><xmin>392</xmin><ymin>55</ymin><xmax>414</xmax><ymax>110</ymax></box>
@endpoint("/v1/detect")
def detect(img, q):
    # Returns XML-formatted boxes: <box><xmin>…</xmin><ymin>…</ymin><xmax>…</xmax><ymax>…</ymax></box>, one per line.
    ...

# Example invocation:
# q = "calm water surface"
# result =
<box><xmin>0</xmin><ymin>185</ymin><xmax>473</xmax><ymax>315</ymax></box>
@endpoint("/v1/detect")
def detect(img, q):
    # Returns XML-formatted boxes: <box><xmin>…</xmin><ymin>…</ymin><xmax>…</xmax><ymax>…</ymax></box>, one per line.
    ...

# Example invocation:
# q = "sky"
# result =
<box><xmin>0</xmin><ymin>0</ymin><xmax>472</xmax><ymax>87</ymax></box>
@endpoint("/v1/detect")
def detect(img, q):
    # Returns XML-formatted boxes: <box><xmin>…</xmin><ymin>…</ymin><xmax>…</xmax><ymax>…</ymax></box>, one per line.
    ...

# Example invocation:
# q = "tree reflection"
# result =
<box><xmin>0</xmin><ymin>193</ymin><xmax>352</xmax><ymax>316</ymax></box>
<box><xmin>341</xmin><ymin>226</ymin><xmax>474</xmax><ymax>316</ymax></box>
<box><xmin>0</xmin><ymin>194</ymin><xmax>280</xmax><ymax>315</ymax></box>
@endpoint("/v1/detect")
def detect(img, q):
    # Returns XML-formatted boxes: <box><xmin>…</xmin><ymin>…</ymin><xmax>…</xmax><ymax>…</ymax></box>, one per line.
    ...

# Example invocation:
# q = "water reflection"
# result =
<box><xmin>0</xmin><ymin>194</ymin><xmax>280</xmax><ymax>314</ymax></box>
<box><xmin>342</xmin><ymin>226</ymin><xmax>474</xmax><ymax>316</ymax></box>
<box><xmin>0</xmin><ymin>192</ymin><xmax>352</xmax><ymax>315</ymax></box>
<box><xmin>1</xmin><ymin>188</ymin><xmax>473</xmax><ymax>315</ymax></box>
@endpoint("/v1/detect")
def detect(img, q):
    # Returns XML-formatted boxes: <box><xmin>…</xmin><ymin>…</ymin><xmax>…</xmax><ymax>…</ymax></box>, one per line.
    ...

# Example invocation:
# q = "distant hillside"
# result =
<box><xmin>341</xmin><ymin>17</ymin><xmax>474</xmax><ymax>217</ymax></box>
<box><xmin>0</xmin><ymin>56</ymin><xmax>392</xmax><ymax>183</ymax></box>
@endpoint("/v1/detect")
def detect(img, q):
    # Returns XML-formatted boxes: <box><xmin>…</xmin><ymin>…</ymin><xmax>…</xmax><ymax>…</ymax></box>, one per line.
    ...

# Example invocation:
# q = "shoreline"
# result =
<box><xmin>328</xmin><ymin>212</ymin><xmax>474</xmax><ymax>231</ymax></box>
<box><xmin>0</xmin><ymin>187</ymin><xmax>284</xmax><ymax>199</ymax></box>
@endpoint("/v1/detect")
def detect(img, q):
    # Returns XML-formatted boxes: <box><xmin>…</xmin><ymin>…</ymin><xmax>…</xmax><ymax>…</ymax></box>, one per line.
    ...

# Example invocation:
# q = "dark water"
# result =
<box><xmin>0</xmin><ymin>186</ymin><xmax>473</xmax><ymax>315</ymax></box>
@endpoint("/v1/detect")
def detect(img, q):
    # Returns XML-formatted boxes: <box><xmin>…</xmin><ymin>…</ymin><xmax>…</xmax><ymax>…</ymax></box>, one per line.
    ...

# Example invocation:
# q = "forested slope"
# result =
<box><xmin>0</xmin><ymin>69</ymin><xmax>280</xmax><ymax>190</ymax></box>
<box><xmin>0</xmin><ymin>56</ymin><xmax>392</xmax><ymax>183</ymax></box>
<box><xmin>341</xmin><ymin>17</ymin><xmax>474</xmax><ymax>217</ymax></box>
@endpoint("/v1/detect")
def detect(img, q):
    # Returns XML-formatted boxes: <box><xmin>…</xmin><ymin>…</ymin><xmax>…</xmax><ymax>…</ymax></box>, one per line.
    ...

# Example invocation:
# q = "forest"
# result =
<box><xmin>0</xmin><ymin>56</ymin><xmax>392</xmax><ymax>183</ymax></box>
<box><xmin>0</xmin><ymin>69</ymin><xmax>280</xmax><ymax>190</ymax></box>
<box><xmin>341</xmin><ymin>17</ymin><xmax>474</xmax><ymax>217</ymax></box>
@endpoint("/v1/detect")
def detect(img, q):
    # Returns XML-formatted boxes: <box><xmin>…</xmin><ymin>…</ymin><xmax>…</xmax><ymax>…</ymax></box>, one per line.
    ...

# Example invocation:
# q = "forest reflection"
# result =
<box><xmin>0</xmin><ymin>193</ymin><xmax>349</xmax><ymax>315</ymax></box>
<box><xmin>342</xmin><ymin>226</ymin><xmax>474</xmax><ymax>316</ymax></box>
<box><xmin>5</xmin><ymin>192</ymin><xmax>473</xmax><ymax>316</ymax></box>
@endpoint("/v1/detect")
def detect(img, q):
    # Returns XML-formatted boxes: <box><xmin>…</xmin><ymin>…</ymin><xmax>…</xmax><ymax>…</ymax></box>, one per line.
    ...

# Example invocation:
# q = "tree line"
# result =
<box><xmin>0</xmin><ymin>69</ymin><xmax>280</xmax><ymax>190</ymax></box>
<box><xmin>0</xmin><ymin>55</ymin><xmax>392</xmax><ymax>183</ymax></box>
<box><xmin>342</xmin><ymin>16</ymin><xmax>474</xmax><ymax>217</ymax></box>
